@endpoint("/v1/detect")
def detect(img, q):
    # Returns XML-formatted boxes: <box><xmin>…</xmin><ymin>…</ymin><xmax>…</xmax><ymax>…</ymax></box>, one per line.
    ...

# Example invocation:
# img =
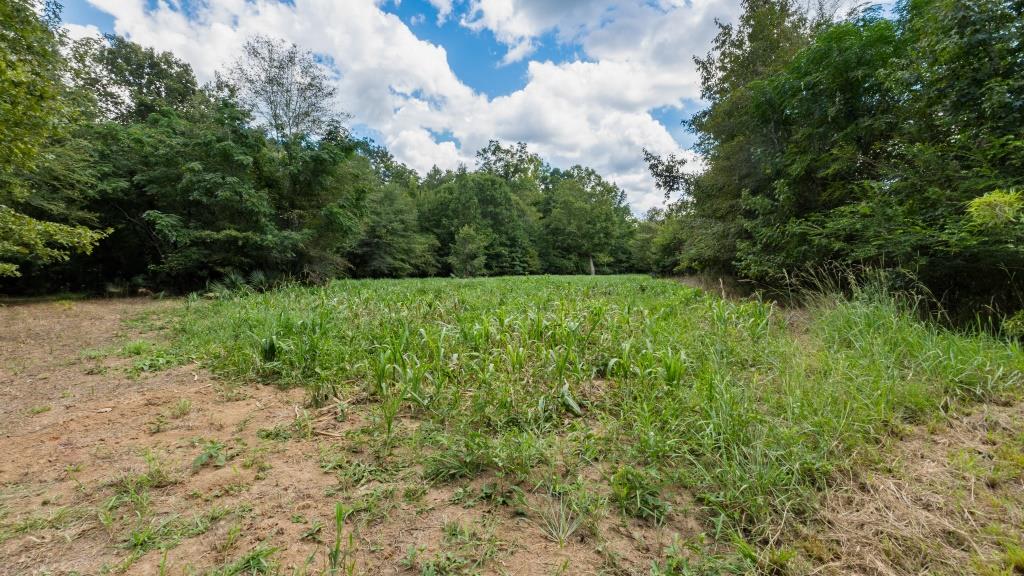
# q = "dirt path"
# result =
<box><xmin>0</xmin><ymin>299</ymin><xmax>1020</xmax><ymax>575</ymax></box>
<box><xmin>0</xmin><ymin>299</ymin><xmax>293</xmax><ymax>574</ymax></box>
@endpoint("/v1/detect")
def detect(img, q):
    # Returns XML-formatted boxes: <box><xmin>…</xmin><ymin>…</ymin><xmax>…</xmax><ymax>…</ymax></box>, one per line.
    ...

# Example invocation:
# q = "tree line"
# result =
<box><xmin>1</xmin><ymin>1</ymin><xmax>638</xmax><ymax>293</ymax></box>
<box><xmin>3</xmin><ymin>0</ymin><xmax>1023</xmax><ymax>327</ymax></box>
<box><xmin>638</xmin><ymin>0</ymin><xmax>1024</xmax><ymax>325</ymax></box>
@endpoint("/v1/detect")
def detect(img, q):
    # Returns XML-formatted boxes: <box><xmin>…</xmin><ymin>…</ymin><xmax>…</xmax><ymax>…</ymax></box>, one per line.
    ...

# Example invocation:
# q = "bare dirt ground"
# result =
<box><xmin>0</xmin><ymin>299</ymin><xmax>1021</xmax><ymax>575</ymax></box>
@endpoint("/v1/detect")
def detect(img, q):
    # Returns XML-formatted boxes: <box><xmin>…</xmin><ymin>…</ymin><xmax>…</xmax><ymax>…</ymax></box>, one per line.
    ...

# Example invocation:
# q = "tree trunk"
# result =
<box><xmin>588</xmin><ymin>255</ymin><xmax>595</xmax><ymax>276</ymax></box>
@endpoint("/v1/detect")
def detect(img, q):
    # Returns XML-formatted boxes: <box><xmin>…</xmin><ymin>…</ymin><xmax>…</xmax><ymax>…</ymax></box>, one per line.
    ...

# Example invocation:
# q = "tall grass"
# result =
<box><xmin>174</xmin><ymin>275</ymin><xmax>1023</xmax><ymax>537</ymax></box>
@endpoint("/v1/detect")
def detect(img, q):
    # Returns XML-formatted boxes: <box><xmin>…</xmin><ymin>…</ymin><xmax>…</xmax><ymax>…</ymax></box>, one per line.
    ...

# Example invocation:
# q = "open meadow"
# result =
<box><xmin>4</xmin><ymin>0</ymin><xmax>1023</xmax><ymax>572</ymax></box>
<box><xmin>1</xmin><ymin>275</ymin><xmax>1022</xmax><ymax>575</ymax></box>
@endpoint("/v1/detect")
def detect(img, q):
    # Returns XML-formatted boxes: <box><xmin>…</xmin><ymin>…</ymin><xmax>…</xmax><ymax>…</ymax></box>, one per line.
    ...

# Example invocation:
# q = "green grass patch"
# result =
<box><xmin>119</xmin><ymin>339</ymin><xmax>185</xmax><ymax>376</ymax></box>
<box><xmin>173</xmin><ymin>275</ymin><xmax>1023</xmax><ymax>540</ymax></box>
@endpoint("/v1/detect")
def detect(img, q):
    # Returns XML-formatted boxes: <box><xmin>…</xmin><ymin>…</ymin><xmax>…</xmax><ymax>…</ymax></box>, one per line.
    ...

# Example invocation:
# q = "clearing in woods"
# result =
<box><xmin>0</xmin><ymin>276</ymin><xmax>1022</xmax><ymax>575</ymax></box>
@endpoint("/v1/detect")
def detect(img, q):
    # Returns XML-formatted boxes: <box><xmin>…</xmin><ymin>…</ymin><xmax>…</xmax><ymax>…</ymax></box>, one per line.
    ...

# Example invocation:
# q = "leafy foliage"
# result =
<box><xmin>1</xmin><ymin>14</ymin><xmax>639</xmax><ymax>292</ymax></box>
<box><xmin>645</xmin><ymin>0</ymin><xmax>1024</xmax><ymax>322</ymax></box>
<box><xmin>447</xmin><ymin>224</ymin><xmax>489</xmax><ymax>278</ymax></box>
<box><xmin>0</xmin><ymin>0</ymin><xmax>108</xmax><ymax>277</ymax></box>
<box><xmin>0</xmin><ymin>205</ymin><xmax>106</xmax><ymax>277</ymax></box>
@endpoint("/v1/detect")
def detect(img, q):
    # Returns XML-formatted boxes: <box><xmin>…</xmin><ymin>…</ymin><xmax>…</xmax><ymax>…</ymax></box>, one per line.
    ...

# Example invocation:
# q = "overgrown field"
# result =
<box><xmin>174</xmin><ymin>275</ymin><xmax>1023</xmax><ymax>565</ymax></box>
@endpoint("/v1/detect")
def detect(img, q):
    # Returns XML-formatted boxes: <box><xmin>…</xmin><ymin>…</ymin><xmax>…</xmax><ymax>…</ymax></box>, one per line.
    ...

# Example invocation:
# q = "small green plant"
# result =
<box><xmin>124</xmin><ymin>505</ymin><xmax>234</xmax><ymax>554</ymax></box>
<box><xmin>147</xmin><ymin>414</ymin><xmax>169</xmax><ymax>434</ymax></box>
<box><xmin>350</xmin><ymin>486</ymin><xmax>397</xmax><ymax>525</ymax></box>
<box><xmin>84</xmin><ymin>363</ymin><xmax>108</xmax><ymax>375</ymax></box>
<box><xmin>170</xmin><ymin>398</ymin><xmax>193</xmax><ymax>419</ymax></box>
<box><xmin>207</xmin><ymin>546</ymin><xmax>278</xmax><ymax>575</ymax></box>
<box><xmin>610</xmin><ymin>465</ymin><xmax>669</xmax><ymax>524</ymax></box>
<box><xmin>292</xmin><ymin>408</ymin><xmax>314</xmax><ymax>440</ymax></box>
<box><xmin>0</xmin><ymin>506</ymin><xmax>88</xmax><ymax>545</ymax></box>
<box><xmin>651</xmin><ymin>535</ymin><xmax>756</xmax><ymax>576</ymax></box>
<box><xmin>1002</xmin><ymin>541</ymin><xmax>1024</xmax><ymax>573</ymax></box>
<box><xmin>157</xmin><ymin>550</ymin><xmax>170</xmax><ymax>576</ymax></box>
<box><xmin>415</xmin><ymin>520</ymin><xmax>502</xmax><ymax>575</ymax></box>
<box><xmin>300</xmin><ymin>519</ymin><xmax>323</xmax><ymax>543</ymax></box>
<box><xmin>219</xmin><ymin>522</ymin><xmax>242</xmax><ymax>554</ymax></box>
<box><xmin>120</xmin><ymin>340</ymin><xmax>183</xmax><ymax>376</ymax></box>
<box><xmin>256</xmin><ymin>425</ymin><xmax>292</xmax><ymax>441</ymax></box>
<box><xmin>27</xmin><ymin>405</ymin><xmax>51</xmax><ymax>415</ymax></box>
<box><xmin>121</xmin><ymin>340</ymin><xmax>154</xmax><ymax>356</ymax></box>
<box><xmin>319</xmin><ymin>447</ymin><xmax>387</xmax><ymax>489</ymax></box>
<box><xmin>532</xmin><ymin>494</ymin><xmax>582</xmax><ymax>547</ymax></box>
<box><xmin>192</xmin><ymin>440</ymin><xmax>237</xmax><ymax>472</ymax></box>
<box><xmin>399</xmin><ymin>545</ymin><xmax>424</xmax><ymax>569</ymax></box>
<box><xmin>402</xmin><ymin>483</ymin><xmax>428</xmax><ymax>504</ymax></box>
<box><xmin>327</xmin><ymin>503</ymin><xmax>357</xmax><ymax>576</ymax></box>
<box><xmin>242</xmin><ymin>447</ymin><xmax>272</xmax><ymax>479</ymax></box>
<box><xmin>1003</xmin><ymin>310</ymin><xmax>1024</xmax><ymax>339</ymax></box>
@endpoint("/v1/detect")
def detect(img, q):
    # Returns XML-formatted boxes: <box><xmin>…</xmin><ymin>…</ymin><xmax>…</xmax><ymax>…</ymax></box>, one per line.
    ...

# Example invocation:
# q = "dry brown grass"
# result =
<box><xmin>794</xmin><ymin>403</ymin><xmax>1024</xmax><ymax>576</ymax></box>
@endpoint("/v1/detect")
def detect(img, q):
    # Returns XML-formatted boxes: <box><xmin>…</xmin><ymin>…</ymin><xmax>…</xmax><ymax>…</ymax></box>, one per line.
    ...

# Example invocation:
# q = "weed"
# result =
<box><xmin>532</xmin><ymin>494</ymin><xmax>582</xmax><ymax>547</ymax></box>
<box><xmin>192</xmin><ymin>440</ymin><xmax>238</xmax><ymax>472</ymax></box>
<box><xmin>327</xmin><ymin>503</ymin><xmax>357</xmax><ymax>576</ymax></box>
<box><xmin>220</xmin><ymin>522</ymin><xmax>242</xmax><ymax>553</ymax></box>
<box><xmin>170</xmin><ymin>398</ymin><xmax>193</xmax><ymax>419</ymax></box>
<box><xmin>651</xmin><ymin>535</ymin><xmax>755</xmax><ymax>575</ymax></box>
<box><xmin>416</xmin><ymin>520</ymin><xmax>502</xmax><ymax>575</ymax></box>
<box><xmin>256</xmin><ymin>411</ymin><xmax>314</xmax><ymax>442</ymax></box>
<box><xmin>300</xmin><ymin>520</ymin><xmax>323</xmax><ymax>542</ymax></box>
<box><xmin>148</xmin><ymin>414</ymin><xmax>169</xmax><ymax>434</ymax></box>
<box><xmin>121</xmin><ymin>340</ymin><xmax>154</xmax><ymax>356</ymax></box>
<box><xmin>350</xmin><ymin>486</ymin><xmax>397</xmax><ymax>524</ymax></box>
<box><xmin>0</xmin><ymin>506</ymin><xmax>88</xmax><ymax>544</ymax></box>
<box><xmin>64</xmin><ymin>463</ymin><xmax>84</xmax><ymax>491</ymax></box>
<box><xmin>402</xmin><ymin>483</ymin><xmax>428</xmax><ymax>504</ymax></box>
<box><xmin>424</xmin><ymin>430</ymin><xmax>547</xmax><ymax>483</ymax></box>
<box><xmin>292</xmin><ymin>408</ymin><xmax>314</xmax><ymax>440</ymax></box>
<box><xmin>242</xmin><ymin>447</ymin><xmax>272</xmax><ymax>479</ymax></box>
<box><xmin>125</xmin><ymin>505</ymin><xmax>233</xmax><ymax>553</ymax></box>
<box><xmin>207</xmin><ymin>546</ymin><xmax>278</xmax><ymax>575</ymax></box>
<box><xmin>1003</xmin><ymin>542</ymin><xmax>1024</xmax><ymax>573</ymax></box>
<box><xmin>610</xmin><ymin>465</ymin><xmax>669</xmax><ymax>524</ymax></box>
<box><xmin>120</xmin><ymin>339</ymin><xmax>184</xmax><ymax>376</ymax></box>
<box><xmin>319</xmin><ymin>447</ymin><xmax>387</xmax><ymax>489</ymax></box>
<box><xmin>158</xmin><ymin>550</ymin><xmax>170</xmax><ymax>575</ymax></box>
<box><xmin>400</xmin><ymin>545</ymin><xmax>424</xmax><ymax>569</ymax></box>
<box><xmin>84</xmin><ymin>363</ymin><xmax>108</xmax><ymax>375</ymax></box>
<box><xmin>256</xmin><ymin>425</ymin><xmax>292</xmax><ymax>441</ymax></box>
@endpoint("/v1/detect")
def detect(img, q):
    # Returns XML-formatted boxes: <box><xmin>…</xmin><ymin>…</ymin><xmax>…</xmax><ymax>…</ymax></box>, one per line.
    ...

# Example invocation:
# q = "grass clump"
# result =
<box><xmin>120</xmin><ymin>339</ymin><xmax>185</xmax><ymax>376</ymax></box>
<box><xmin>415</xmin><ymin>520</ymin><xmax>502</xmax><ymax>575</ymax></box>
<box><xmin>191</xmin><ymin>440</ymin><xmax>240</xmax><ymax>472</ymax></box>
<box><xmin>174</xmin><ymin>275</ymin><xmax>1023</xmax><ymax>542</ymax></box>
<box><xmin>206</xmin><ymin>546</ymin><xmax>278</xmax><ymax>575</ymax></box>
<box><xmin>610</xmin><ymin>465</ymin><xmax>670</xmax><ymax>524</ymax></box>
<box><xmin>125</xmin><ymin>505</ymin><xmax>233</xmax><ymax>553</ymax></box>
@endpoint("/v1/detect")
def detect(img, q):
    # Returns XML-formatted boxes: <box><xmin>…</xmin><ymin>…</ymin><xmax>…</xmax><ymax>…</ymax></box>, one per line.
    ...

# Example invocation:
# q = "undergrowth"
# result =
<box><xmin>173</xmin><ymin>275</ymin><xmax>1023</xmax><ymax>546</ymax></box>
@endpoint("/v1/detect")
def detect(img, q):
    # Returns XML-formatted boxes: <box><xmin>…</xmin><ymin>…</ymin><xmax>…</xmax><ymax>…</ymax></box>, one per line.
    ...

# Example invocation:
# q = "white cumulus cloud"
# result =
<box><xmin>75</xmin><ymin>0</ymin><xmax>739</xmax><ymax>211</ymax></box>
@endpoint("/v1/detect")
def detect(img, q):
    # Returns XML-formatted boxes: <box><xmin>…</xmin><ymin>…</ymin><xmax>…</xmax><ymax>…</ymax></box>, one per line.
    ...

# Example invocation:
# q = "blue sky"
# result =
<box><xmin>57</xmin><ymin>0</ymin><xmax>834</xmax><ymax>211</ymax></box>
<box><xmin>63</xmin><ymin>0</ymin><xmax>591</xmax><ymax>98</ymax></box>
<box><xmin>386</xmin><ymin>1</ymin><xmax>582</xmax><ymax>99</ymax></box>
